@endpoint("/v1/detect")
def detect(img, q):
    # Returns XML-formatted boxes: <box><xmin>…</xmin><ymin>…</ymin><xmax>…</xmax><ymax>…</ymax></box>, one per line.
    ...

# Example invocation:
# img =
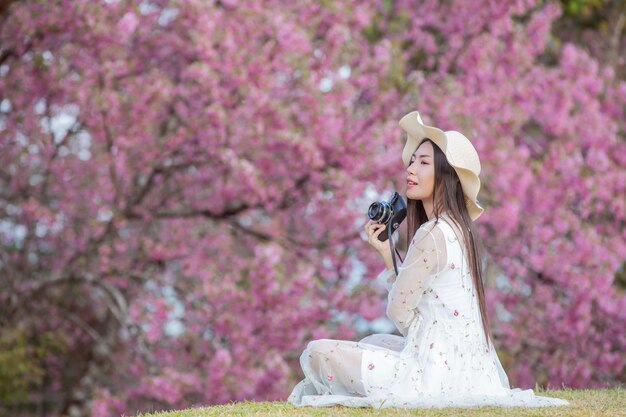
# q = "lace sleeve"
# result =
<box><xmin>386</xmin><ymin>223</ymin><xmax>447</xmax><ymax>336</ymax></box>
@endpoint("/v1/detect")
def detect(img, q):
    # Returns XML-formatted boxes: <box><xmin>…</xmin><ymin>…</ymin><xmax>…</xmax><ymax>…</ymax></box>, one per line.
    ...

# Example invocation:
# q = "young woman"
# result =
<box><xmin>287</xmin><ymin>111</ymin><xmax>569</xmax><ymax>408</ymax></box>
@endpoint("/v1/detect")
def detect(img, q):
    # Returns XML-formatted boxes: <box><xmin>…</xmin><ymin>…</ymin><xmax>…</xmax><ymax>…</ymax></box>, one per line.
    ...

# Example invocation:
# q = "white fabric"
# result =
<box><xmin>287</xmin><ymin>215</ymin><xmax>569</xmax><ymax>408</ymax></box>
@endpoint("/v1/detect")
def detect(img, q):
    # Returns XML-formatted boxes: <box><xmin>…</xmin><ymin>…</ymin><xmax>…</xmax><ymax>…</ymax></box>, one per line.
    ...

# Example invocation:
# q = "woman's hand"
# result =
<box><xmin>364</xmin><ymin>220</ymin><xmax>395</xmax><ymax>272</ymax></box>
<box><xmin>363</xmin><ymin>220</ymin><xmax>390</xmax><ymax>255</ymax></box>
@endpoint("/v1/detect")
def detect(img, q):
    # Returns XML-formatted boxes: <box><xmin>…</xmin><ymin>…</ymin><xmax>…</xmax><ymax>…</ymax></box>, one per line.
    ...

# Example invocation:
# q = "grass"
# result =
<box><xmin>134</xmin><ymin>388</ymin><xmax>626</xmax><ymax>417</ymax></box>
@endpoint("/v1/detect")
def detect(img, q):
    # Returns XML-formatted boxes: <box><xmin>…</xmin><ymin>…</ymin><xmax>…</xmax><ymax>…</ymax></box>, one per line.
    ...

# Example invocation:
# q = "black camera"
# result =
<box><xmin>367</xmin><ymin>192</ymin><xmax>407</xmax><ymax>241</ymax></box>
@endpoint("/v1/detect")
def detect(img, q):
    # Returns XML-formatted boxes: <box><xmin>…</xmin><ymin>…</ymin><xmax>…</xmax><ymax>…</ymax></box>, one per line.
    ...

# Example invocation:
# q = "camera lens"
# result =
<box><xmin>368</xmin><ymin>202</ymin><xmax>391</xmax><ymax>223</ymax></box>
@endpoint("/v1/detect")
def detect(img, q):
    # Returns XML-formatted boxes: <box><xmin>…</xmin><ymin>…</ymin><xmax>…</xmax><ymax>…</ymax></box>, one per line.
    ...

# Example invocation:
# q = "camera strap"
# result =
<box><xmin>387</xmin><ymin>220</ymin><xmax>403</xmax><ymax>276</ymax></box>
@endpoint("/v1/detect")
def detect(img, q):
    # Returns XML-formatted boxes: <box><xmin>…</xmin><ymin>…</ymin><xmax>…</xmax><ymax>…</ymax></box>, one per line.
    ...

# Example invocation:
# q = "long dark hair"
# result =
<box><xmin>406</xmin><ymin>139</ymin><xmax>492</xmax><ymax>345</ymax></box>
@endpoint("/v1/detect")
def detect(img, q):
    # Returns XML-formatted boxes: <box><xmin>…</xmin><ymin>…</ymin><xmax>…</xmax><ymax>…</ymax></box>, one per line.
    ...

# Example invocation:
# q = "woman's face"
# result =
<box><xmin>406</xmin><ymin>140</ymin><xmax>435</xmax><ymax>201</ymax></box>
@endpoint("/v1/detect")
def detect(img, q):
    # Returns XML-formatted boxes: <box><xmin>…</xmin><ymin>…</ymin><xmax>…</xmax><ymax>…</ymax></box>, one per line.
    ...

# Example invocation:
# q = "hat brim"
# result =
<box><xmin>399</xmin><ymin>111</ymin><xmax>447</xmax><ymax>167</ymax></box>
<box><xmin>465</xmin><ymin>195</ymin><xmax>484</xmax><ymax>221</ymax></box>
<box><xmin>453</xmin><ymin>166</ymin><xmax>484</xmax><ymax>221</ymax></box>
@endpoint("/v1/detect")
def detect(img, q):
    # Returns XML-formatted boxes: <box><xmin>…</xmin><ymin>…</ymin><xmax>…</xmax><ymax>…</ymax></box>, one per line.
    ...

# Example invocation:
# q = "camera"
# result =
<box><xmin>367</xmin><ymin>192</ymin><xmax>407</xmax><ymax>241</ymax></box>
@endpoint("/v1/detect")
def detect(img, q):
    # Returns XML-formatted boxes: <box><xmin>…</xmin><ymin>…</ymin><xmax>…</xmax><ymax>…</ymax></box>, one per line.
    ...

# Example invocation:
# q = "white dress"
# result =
<box><xmin>287</xmin><ymin>215</ymin><xmax>569</xmax><ymax>408</ymax></box>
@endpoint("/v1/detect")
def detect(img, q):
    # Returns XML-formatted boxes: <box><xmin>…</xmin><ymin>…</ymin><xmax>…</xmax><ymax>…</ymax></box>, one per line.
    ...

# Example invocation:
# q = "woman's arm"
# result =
<box><xmin>386</xmin><ymin>224</ymin><xmax>447</xmax><ymax>336</ymax></box>
<box><xmin>376</xmin><ymin>267</ymin><xmax>396</xmax><ymax>292</ymax></box>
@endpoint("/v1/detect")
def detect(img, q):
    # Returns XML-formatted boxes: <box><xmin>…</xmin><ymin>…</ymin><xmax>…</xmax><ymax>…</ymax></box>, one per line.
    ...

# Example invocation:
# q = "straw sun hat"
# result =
<box><xmin>399</xmin><ymin>111</ymin><xmax>484</xmax><ymax>221</ymax></box>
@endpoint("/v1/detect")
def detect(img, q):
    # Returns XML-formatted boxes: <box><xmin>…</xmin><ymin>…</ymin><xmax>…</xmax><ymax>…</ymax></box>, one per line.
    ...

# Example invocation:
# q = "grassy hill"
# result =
<box><xmin>135</xmin><ymin>388</ymin><xmax>626</xmax><ymax>417</ymax></box>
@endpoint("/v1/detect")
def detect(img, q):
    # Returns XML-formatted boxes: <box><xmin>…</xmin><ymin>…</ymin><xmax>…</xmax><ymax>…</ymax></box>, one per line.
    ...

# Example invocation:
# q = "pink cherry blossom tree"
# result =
<box><xmin>0</xmin><ymin>1</ymin><xmax>624</xmax><ymax>416</ymax></box>
<box><xmin>1</xmin><ymin>1</ymin><xmax>400</xmax><ymax>415</ymax></box>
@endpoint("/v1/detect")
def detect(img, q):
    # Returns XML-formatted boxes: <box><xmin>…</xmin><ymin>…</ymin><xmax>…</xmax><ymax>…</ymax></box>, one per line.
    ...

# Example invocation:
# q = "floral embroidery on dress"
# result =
<box><xmin>326</xmin><ymin>375</ymin><xmax>333</xmax><ymax>381</ymax></box>
<box><xmin>454</xmin><ymin>309</ymin><xmax>459</xmax><ymax>317</ymax></box>
<box><xmin>368</xmin><ymin>363</ymin><xmax>375</xmax><ymax>370</ymax></box>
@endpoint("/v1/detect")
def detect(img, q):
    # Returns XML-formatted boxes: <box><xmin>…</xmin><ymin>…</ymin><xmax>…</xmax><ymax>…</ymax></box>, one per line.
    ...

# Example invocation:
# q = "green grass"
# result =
<box><xmin>135</xmin><ymin>388</ymin><xmax>626</xmax><ymax>417</ymax></box>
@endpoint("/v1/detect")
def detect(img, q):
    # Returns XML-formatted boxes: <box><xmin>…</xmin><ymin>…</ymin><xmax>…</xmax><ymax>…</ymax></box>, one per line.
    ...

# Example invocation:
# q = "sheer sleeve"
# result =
<box><xmin>376</xmin><ymin>268</ymin><xmax>396</xmax><ymax>292</ymax></box>
<box><xmin>386</xmin><ymin>223</ymin><xmax>447</xmax><ymax>336</ymax></box>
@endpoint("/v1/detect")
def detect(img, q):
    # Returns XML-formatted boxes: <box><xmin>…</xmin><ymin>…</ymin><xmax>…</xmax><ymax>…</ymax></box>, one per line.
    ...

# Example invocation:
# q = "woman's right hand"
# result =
<box><xmin>364</xmin><ymin>220</ymin><xmax>395</xmax><ymax>272</ymax></box>
<box><xmin>363</xmin><ymin>220</ymin><xmax>391</xmax><ymax>255</ymax></box>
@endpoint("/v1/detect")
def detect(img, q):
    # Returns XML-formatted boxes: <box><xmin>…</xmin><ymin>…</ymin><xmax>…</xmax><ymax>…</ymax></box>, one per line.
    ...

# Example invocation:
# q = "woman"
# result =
<box><xmin>287</xmin><ymin>111</ymin><xmax>569</xmax><ymax>408</ymax></box>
